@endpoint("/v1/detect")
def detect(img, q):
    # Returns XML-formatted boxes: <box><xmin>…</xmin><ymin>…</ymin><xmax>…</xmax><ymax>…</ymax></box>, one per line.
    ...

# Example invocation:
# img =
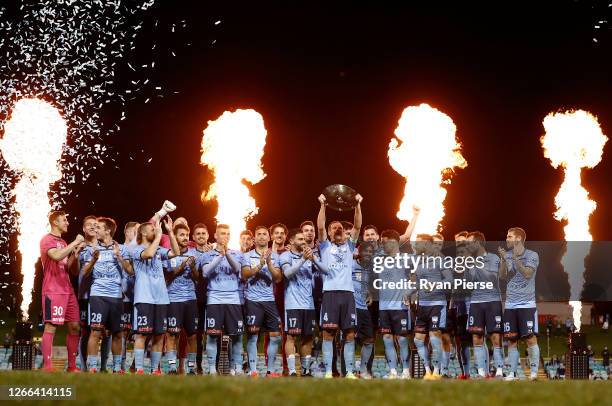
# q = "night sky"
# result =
<box><xmin>89</xmin><ymin>1</ymin><xmax>612</xmax><ymax>243</ymax></box>
<box><xmin>2</xmin><ymin>1</ymin><xmax>612</xmax><ymax>311</ymax></box>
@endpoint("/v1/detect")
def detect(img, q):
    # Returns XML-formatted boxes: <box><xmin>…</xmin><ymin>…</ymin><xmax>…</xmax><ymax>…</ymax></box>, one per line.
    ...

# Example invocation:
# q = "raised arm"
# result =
<box><xmin>351</xmin><ymin>194</ymin><xmax>363</xmax><ymax>241</ymax></box>
<box><xmin>47</xmin><ymin>234</ymin><xmax>85</xmax><ymax>262</ymax></box>
<box><xmin>317</xmin><ymin>194</ymin><xmax>327</xmax><ymax>242</ymax></box>
<box><xmin>142</xmin><ymin>222</ymin><xmax>163</xmax><ymax>259</ymax></box>
<box><xmin>163</xmin><ymin>217</ymin><xmax>180</xmax><ymax>258</ymax></box>
<box><xmin>399</xmin><ymin>206</ymin><xmax>420</xmax><ymax>243</ymax></box>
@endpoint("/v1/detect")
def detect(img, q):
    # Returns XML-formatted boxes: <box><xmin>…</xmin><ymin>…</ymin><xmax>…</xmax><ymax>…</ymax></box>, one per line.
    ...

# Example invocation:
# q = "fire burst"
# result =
<box><xmin>0</xmin><ymin>98</ymin><xmax>68</xmax><ymax>319</ymax></box>
<box><xmin>388</xmin><ymin>103</ymin><xmax>467</xmax><ymax>235</ymax></box>
<box><xmin>200</xmin><ymin>109</ymin><xmax>267</xmax><ymax>248</ymax></box>
<box><xmin>541</xmin><ymin>109</ymin><xmax>608</xmax><ymax>331</ymax></box>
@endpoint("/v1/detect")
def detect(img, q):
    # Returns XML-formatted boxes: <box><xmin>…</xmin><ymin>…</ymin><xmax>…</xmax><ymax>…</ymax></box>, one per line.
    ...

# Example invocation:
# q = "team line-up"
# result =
<box><xmin>37</xmin><ymin>194</ymin><xmax>540</xmax><ymax>380</ymax></box>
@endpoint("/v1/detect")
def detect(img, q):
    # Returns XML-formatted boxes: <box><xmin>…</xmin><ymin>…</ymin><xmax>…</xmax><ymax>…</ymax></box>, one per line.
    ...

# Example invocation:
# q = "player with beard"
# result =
<box><xmin>242</xmin><ymin>226</ymin><xmax>283</xmax><ymax>377</ymax></box>
<box><xmin>499</xmin><ymin>227</ymin><xmax>540</xmax><ymax>381</ymax></box>
<box><xmin>82</xmin><ymin>217</ymin><xmax>133</xmax><ymax>373</ymax></box>
<box><xmin>312</xmin><ymin>192</ymin><xmax>362</xmax><ymax>379</ymax></box>
<box><xmin>39</xmin><ymin>211</ymin><xmax>85</xmax><ymax>372</ymax></box>
<box><xmin>412</xmin><ymin>234</ymin><xmax>453</xmax><ymax>380</ymax></box>
<box><xmin>466</xmin><ymin>231</ymin><xmax>504</xmax><ymax>378</ymax></box>
<box><xmin>130</xmin><ymin>217</ymin><xmax>180</xmax><ymax>375</ymax></box>
<box><xmin>163</xmin><ymin>223</ymin><xmax>200</xmax><ymax>374</ymax></box>
<box><xmin>202</xmin><ymin>224</ymin><xmax>250</xmax><ymax>375</ymax></box>
<box><xmin>192</xmin><ymin>223</ymin><xmax>213</xmax><ymax>374</ymax></box>
<box><xmin>279</xmin><ymin>229</ymin><xmax>317</xmax><ymax>377</ymax></box>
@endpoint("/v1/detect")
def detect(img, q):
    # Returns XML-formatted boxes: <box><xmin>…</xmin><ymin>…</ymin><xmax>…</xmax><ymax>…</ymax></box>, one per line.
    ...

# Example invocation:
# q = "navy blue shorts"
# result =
<box><xmin>134</xmin><ymin>303</ymin><xmax>167</xmax><ymax>335</ymax></box>
<box><xmin>120</xmin><ymin>302</ymin><xmax>133</xmax><ymax>330</ymax></box>
<box><xmin>245</xmin><ymin>300</ymin><xmax>281</xmax><ymax>334</ymax></box>
<box><xmin>79</xmin><ymin>299</ymin><xmax>89</xmax><ymax>329</ymax></box>
<box><xmin>378</xmin><ymin>309</ymin><xmax>411</xmax><ymax>335</ymax></box>
<box><xmin>320</xmin><ymin>291</ymin><xmax>356</xmax><ymax>331</ymax></box>
<box><xmin>168</xmin><ymin>300</ymin><xmax>199</xmax><ymax>335</ymax></box>
<box><xmin>415</xmin><ymin>305</ymin><xmax>447</xmax><ymax>333</ymax></box>
<box><xmin>468</xmin><ymin>301</ymin><xmax>503</xmax><ymax>335</ymax></box>
<box><xmin>205</xmin><ymin>304</ymin><xmax>244</xmax><ymax>336</ymax></box>
<box><xmin>356</xmin><ymin>308</ymin><xmax>375</xmax><ymax>340</ymax></box>
<box><xmin>89</xmin><ymin>296</ymin><xmax>122</xmax><ymax>334</ymax></box>
<box><xmin>285</xmin><ymin>309</ymin><xmax>317</xmax><ymax>336</ymax></box>
<box><xmin>503</xmin><ymin>307</ymin><xmax>538</xmax><ymax>339</ymax></box>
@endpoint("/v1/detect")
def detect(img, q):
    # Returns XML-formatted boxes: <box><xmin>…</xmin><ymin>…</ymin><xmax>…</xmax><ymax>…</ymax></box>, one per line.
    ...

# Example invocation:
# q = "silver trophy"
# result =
<box><xmin>322</xmin><ymin>184</ymin><xmax>358</xmax><ymax>212</ymax></box>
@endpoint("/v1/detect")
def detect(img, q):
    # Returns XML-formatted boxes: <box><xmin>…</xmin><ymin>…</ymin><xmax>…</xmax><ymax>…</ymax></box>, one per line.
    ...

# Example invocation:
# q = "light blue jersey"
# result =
<box><xmin>378</xmin><ymin>257</ymin><xmax>412</xmax><ymax>311</ymax></box>
<box><xmin>202</xmin><ymin>249</ymin><xmax>246</xmax><ymax>305</ymax></box>
<box><xmin>352</xmin><ymin>260</ymin><xmax>370</xmax><ymax>310</ymax></box>
<box><xmin>414</xmin><ymin>256</ymin><xmax>452</xmax><ymax>306</ymax></box>
<box><xmin>469</xmin><ymin>252</ymin><xmax>501</xmax><ymax>303</ymax></box>
<box><xmin>130</xmin><ymin>245</ymin><xmax>171</xmax><ymax>305</ymax></box>
<box><xmin>122</xmin><ymin>240</ymin><xmax>138</xmax><ymax>303</ymax></box>
<box><xmin>319</xmin><ymin>239</ymin><xmax>356</xmax><ymax>292</ymax></box>
<box><xmin>244</xmin><ymin>249</ymin><xmax>280</xmax><ymax>302</ymax></box>
<box><xmin>81</xmin><ymin>243</ymin><xmax>128</xmax><ymax>299</ymax></box>
<box><xmin>77</xmin><ymin>244</ymin><xmax>94</xmax><ymax>300</ymax></box>
<box><xmin>280</xmin><ymin>250</ymin><xmax>315</xmax><ymax>310</ymax></box>
<box><xmin>164</xmin><ymin>247</ymin><xmax>198</xmax><ymax>303</ymax></box>
<box><xmin>504</xmin><ymin>248</ymin><xmax>539</xmax><ymax>309</ymax></box>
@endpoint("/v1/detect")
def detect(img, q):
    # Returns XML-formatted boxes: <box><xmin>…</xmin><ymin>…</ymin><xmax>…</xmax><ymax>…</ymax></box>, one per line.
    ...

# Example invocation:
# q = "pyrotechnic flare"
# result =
<box><xmin>0</xmin><ymin>98</ymin><xmax>68</xmax><ymax>319</ymax></box>
<box><xmin>541</xmin><ymin>109</ymin><xmax>608</xmax><ymax>331</ymax></box>
<box><xmin>200</xmin><ymin>109</ymin><xmax>267</xmax><ymax>248</ymax></box>
<box><xmin>388</xmin><ymin>103</ymin><xmax>467</xmax><ymax>235</ymax></box>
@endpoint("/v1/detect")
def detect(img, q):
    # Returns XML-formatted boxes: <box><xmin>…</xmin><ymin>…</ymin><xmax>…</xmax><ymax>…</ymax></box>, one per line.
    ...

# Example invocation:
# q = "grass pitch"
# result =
<box><xmin>1</xmin><ymin>371</ymin><xmax>611</xmax><ymax>406</ymax></box>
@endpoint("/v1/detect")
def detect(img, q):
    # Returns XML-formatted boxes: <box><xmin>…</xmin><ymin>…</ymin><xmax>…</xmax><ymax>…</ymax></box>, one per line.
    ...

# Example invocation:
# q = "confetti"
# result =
<box><xmin>0</xmin><ymin>1</ymin><xmax>191</xmax><ymax>265</ymax></box>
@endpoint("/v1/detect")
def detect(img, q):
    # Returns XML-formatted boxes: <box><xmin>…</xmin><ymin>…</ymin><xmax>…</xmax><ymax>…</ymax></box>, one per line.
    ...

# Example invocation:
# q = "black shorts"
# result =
<box><xmin>356</xmin><ymin>308</ymin><xmax>375</xmax><ymax>340</ymax></box>
<box><xmin>89</xmin><ymin>296</ymin><xmax>123</xmax><ymax>334</ymax></box>
<box><xmin>134</xmin><ymin>303</ymin><xmax>168</xmax><ymax>335</ymax></box>
<box><xmin>468</xmin><ymin>301</ymin><xmax>503</xmax><ymax>335</ymax></box>
<box><xmin>197</xmin><ymin>299</ymin><xmax>206</xmax><ymax>333</ymax></box>
<box><xmin>503</xmin><ymin>307</ymin><xmax>538</xmax><ymax>339</ymax></box>
<box><xmin>121</xmin><ymin>302</ymin><xmax>133</xmax><ymax>330</ymax></box>
<box><xmin>168</xmin><ymin>300</ymin><xmax>199</xmax><ymax>335</ymax></box>
<box><xmin>285</xmin><ymin>309</ymin><xmax>317</xmax><ymax>336</ymax></box>
<box><xmin>444</xmin><ymin>307</ymin><xmax>456</xmax><ymax>333</ymax></box>
<box><xmin>245</xmin><ymin>300</ymin><xmax>281</xmax><ymax>334</ymax></box>
<box><xmin>205</xmin><ymin>304</ymin><xmax>244</xmax><ymax>336</ymax></box>
<box><xmin>320</xmin><ymin>291</ymin><xmax>356</xmax><ymax>331</ymax></box>
<box><xmin>378</xmin><ymin>309</ymin><xmax>411</xmax><ymax>335</ymax></box>
<box><xmin>415</xmin><ymin>304</ymin><xmax>446</xmax><ymax>333</ymax></box>
<box><xmin>79</xmin><ymin>299</ymin><xmax>89</xmax><ymax>329</ymax></box>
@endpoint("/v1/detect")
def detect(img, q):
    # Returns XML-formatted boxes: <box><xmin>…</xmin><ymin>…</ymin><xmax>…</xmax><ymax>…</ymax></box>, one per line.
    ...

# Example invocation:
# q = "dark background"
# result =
<box><xmin>97</xmin><ymin>1</ymin><xmax>612</xmax><ymax>242</ymax></box>
<box><xmin>2</xmin><ymin>1</ymin><xmax>612</xmax><ymax>314</ymax></box>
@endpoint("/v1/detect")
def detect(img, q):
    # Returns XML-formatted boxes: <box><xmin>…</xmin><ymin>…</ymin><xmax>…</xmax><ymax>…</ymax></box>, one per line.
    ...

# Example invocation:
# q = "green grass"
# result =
<box><xmin>1</xmin><ymin>371</ymin><xmax>611</xmax><ymax>405</ymax></box>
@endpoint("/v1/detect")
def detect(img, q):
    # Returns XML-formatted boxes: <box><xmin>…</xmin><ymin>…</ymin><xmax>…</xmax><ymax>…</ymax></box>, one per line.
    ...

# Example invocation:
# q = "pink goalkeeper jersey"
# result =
<box><xmin>40</xmin><ymin>233</ymin><xmax>73</xmax><ymax>295</ymax></box>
